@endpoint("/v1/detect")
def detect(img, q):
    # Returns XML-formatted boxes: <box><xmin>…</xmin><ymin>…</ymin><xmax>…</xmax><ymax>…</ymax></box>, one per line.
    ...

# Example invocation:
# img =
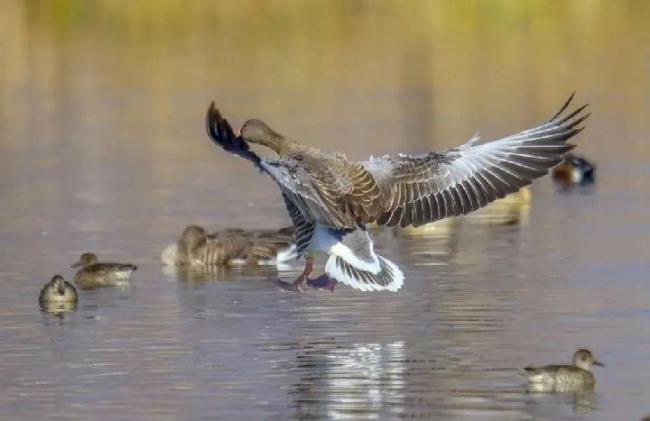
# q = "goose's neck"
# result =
<box><xmin>254</xmin><ymin>134</ymin><xmax>302</xmax><ymax>156</ymax></box>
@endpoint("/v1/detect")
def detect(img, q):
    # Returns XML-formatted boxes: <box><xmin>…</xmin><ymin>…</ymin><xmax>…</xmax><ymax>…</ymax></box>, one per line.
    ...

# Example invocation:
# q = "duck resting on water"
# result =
<box><xmin>522</xmin><ymin>348</ymin><xmax>604</xmax><ymax>392</ymax></box>
<box><xmin>72</xmin><ymin>252</ymin><xmax>137</xmax><ymax>289</ymax></box>
<box><xmin>39</xmin><ymin>274</ymin><xmax>78</xmax><ymax>306</ymax></box>
<box><xmin>161</xmin><ymin>225</ymin><xmax>297</xmax><ymax>267</ymax></box>
<box><xmin>206</xmin><ymin>94</ymin><xmax>589</xmax><ymax>292</ymax></box>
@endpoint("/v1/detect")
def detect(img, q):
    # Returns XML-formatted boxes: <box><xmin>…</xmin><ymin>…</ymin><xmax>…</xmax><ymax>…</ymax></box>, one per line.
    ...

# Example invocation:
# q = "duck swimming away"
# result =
<box><xmin>523</xmin><ymin>349</ymin><xmax>604</xmax><ymax>392</ymax></box>
<box><xmin>161</xmin><ymin>225</ymin><xmax>297</xmax><ymax>267</ymax></box>
<box><xmin>206</xmin><ymin>94</ymin><xmax>589</xmax><ymax>292</ymax></box>
<box><xmin>72</xmin><ymin>252</ymin><xmax>137</xmax><ymax>289</ymax></box>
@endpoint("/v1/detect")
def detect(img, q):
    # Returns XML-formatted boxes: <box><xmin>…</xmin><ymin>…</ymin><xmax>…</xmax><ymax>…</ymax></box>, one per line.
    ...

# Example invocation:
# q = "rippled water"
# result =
<box><xmin>2</xmin><ymin>2</ymin><xmax>650</xmax><ymax>420</ymax></box>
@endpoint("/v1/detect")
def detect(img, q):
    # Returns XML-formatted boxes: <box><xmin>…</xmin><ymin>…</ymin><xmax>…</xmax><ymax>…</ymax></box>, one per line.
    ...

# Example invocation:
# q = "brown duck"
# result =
<box><xmin>206</xmin><ymin>94</ymin><xmax>589</xmax><ymax>292</ymax></box>
<box><xmin>523</xmin><ymin>348</ymin><xmax>604</xmax><ymax>392</ymax></box>
<box><xmin>161</xmin><ymin>225</ymin><xmax>296</xmax><ymax>267</ymax></box>
<box><xmin>72</xmin><ymin>252</ymin><xmax>137</xmax><ymax>289</ymax></box>
<box><xmin>39</xmin><ymin>274</ymin><xmax>78</xmax><ymax>306</ymax></box>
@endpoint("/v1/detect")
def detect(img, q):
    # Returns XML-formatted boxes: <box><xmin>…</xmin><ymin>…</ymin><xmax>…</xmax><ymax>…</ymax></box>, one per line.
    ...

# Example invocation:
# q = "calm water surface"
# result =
<box><xmin>1</xmin><ymin>2</ymin><xmax>650</xmax><ymax>420</ymax></box>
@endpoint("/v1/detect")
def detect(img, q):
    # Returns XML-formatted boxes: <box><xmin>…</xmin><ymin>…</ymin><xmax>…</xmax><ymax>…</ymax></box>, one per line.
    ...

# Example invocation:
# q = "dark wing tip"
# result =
<box><xmin>205</xmin><ymin>101</ymin><xmax>225</xmax><ymax>142</ymax></box>
<box><xmin>549</xmin><ymin>92</ymin><xmax>578</xmax><ymax>122</ymax></box>
<box><xmin>205</xmin><ymin>101</ymin><xmax>264</xmax><ymax>170</ymax></box>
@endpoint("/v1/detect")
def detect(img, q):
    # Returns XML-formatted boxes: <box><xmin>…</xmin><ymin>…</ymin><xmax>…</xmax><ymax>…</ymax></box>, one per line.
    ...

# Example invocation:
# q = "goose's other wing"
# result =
<box><xmin>206</xmin><ymin>102</ymin><xmax>264</xmax><ymax>171</ymax></box>
<box><xmin>281</xmin><ymin>193</ymin><xmax>315</xmax><ymax>258</ymax></box>
<box><xmin>362</xmin><ymin>94</ymin><xmax>589</xmax><ymax>228</ymax></box>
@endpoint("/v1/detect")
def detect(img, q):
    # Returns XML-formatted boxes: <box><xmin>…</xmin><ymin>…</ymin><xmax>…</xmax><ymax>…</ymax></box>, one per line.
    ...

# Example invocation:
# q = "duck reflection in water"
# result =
<box><xmin>165</xmin><ymin>263</ymin><xmax>287</xmax><ymax>286</ymax></box>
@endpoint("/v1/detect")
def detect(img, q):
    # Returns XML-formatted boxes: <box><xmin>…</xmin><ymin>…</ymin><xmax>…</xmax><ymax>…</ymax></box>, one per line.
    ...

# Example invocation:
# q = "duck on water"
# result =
<box><xmin>161</xmin><ymin>225</ymin><xmax>296</xmax><ymax>267</ymax></box>
<box><xmin>523</xmin><ymin>349</ymin><xmax>604</xmax><ymax>392</ymax></box>
<box><xmin>39</xmin><ymin>274</ymin><xmax>78</xmax><ymax>313</ymax></box>
<box><xmin>72</xmin><ymin>252</ymin><xmax>137</xmax><ymax>289</ymax></box>
<box><xmin>206</xmin><ymin>94</ymin><xmax>589</xmax><ymax>292</ymax></box>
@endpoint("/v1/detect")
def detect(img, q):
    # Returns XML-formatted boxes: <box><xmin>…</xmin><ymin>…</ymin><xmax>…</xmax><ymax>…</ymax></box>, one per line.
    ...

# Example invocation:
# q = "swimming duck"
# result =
<box><xmin>38</xmin><ymin>275</ymin><xmax>79</xmax><ymax>307</ymax></box>
<box><xmin>523</xmin><ymin>349</ymin><xmax>604</xmax><ymax>392</ymax></box>
<box><xmin>206</xmin><ymin>94</ymin><xmax>588</xmax><ymax>292</ymax></box>
<box><xmin>161</xmin><ymin>225</ymin><xmax>296</xmax><ymax>267</ymax></box>
<box><xmin>552</xmin><ymin>153</ymin><xmax>595</xmax><ymax>185</ymax></box>
<box><xmin>72</xmin><ymin>252</ymin><xmax>137</xmax><ymax>289</ymax></box>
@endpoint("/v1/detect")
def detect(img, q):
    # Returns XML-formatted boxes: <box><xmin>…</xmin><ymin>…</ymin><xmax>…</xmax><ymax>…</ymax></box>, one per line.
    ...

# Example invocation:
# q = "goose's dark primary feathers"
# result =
<box><xmin>206</xmin><ymin>94</ymin><xmax>588</xmax><ymax>292</ymax></box>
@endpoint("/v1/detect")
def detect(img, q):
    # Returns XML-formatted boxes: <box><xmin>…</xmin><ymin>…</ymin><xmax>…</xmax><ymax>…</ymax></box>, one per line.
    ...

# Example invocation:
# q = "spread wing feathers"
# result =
<box><xmin>282</xmin><ymin>193</ymin><xmax>315</xmax><ymax>257</ymax></box>
<box><xmin>324</xmin><ymin>229</ymin><xmax>404</xmax><ymax>292</ymax></box>
<box><xmin>206</xmin><ymin>102</ymin><xmax>264</xmax><ymax>171</ymax></box>
<box><xmin>263</xmin><ymin>157</ymin><xmax>381</xmax><ymax>229</ymax></box>
<box><xmin>365</xmin><ymin>93</ymin><xmax>589</xmax><ymax>227</ymax></box>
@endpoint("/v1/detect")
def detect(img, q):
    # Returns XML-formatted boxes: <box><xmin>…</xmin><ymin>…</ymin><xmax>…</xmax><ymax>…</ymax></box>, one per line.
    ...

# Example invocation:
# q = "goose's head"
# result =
<box><xmin>72</xmin><ymin>252</ymin><xmax>98</xmax><ymax>268</ymax></box>
<box><xmin>573</xmin><ymin>349</ymin><xmax>604</xmax><ymax>370</ymax></box>
<box><xmin>239</xmin><ymin>119</ymin><xmax>290</xmax><ymax>154</ymax></box>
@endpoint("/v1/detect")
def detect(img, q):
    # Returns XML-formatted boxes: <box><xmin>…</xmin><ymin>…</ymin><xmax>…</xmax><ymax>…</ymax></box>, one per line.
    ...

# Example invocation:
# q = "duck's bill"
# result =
<box><xmin>593</xmin><ymin>360</ymin><xmax>605</xmax><ymax>367</ymax></box>
<box><xmin>71</xmin><ymin>262</ymin><xmax>81</xmax><ymax>268</ymax></box>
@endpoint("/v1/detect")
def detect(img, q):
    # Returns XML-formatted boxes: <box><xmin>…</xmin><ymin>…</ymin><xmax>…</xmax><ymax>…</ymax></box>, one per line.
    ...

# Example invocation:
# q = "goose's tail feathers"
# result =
<box><xmin>325</xmin><ymin>253</ymin><xmax>404</xmax><ymax>292</ymax></box>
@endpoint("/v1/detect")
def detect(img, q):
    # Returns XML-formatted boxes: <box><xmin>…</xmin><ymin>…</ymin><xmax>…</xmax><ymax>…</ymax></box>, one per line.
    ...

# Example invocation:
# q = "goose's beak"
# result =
<box><xmin>593</xmin><ymin>360</ymin><xmax>605</xmax><ymax>367</ymax></box>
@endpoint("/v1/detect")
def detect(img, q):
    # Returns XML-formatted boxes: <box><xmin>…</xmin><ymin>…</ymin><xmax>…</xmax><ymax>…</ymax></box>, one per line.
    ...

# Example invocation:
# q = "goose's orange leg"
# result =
<box><xmin>292</xmin><ymin>257</ymin><xmax>314</xmax><ymax>292</ymax></box>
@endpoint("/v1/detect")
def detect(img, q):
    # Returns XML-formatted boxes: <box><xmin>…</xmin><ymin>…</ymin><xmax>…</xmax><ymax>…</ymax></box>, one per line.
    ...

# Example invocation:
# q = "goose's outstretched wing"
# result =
<box><xmin>207</xmin><ymin>104</ymin><xmax>315</xmax><ymax>251</ymax></box>
<box><xmin>362</xmin><ymin>94</ymin><xmax>589</xmax><ymax>227</ymax></box>
<box><xmin>206</xmin><ymin>102</ymin><xmax>264</xmax><ymax>171</ymax></box>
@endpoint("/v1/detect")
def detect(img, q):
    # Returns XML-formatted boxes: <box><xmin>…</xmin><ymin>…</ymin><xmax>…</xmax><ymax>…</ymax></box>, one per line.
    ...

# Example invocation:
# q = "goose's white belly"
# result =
<box><xmin>309</xmin><ymin>224</ymin><xmax>339</xmax><ymax>256</ymax></box>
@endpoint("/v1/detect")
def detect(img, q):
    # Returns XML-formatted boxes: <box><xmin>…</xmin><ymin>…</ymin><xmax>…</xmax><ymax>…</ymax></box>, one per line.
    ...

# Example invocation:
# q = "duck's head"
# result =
<box><xmin>553</xmin><ymin>154</ymin><xmax>595</xmax><ymax>185</ymax></box>
<box><xmin>179</xmin><ymin>225</ymin><xmax>208</xmax><ymax>250</ymax></box>
<box><xmin>239</xmin><ymin>119</ymin><xmax>289</xmax><ymax>154</ymax></box>
<box><xmin>50</xmin><ymin>274</ymin><xmax>67</xmax><ymax>295</ymax></box>
<box><xmin>573</xmin><ymin>349</ymin><xmax>604</xmax><ymax>370</ymax></box>
<box><xmin>72</xmin><ymin>252</ymin><xmax>98</xmax><ymax>268</ymax></box>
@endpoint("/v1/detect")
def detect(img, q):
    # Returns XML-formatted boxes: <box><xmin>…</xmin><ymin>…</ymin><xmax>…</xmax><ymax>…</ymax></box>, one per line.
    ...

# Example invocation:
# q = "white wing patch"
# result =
<box><xmin>325</xmin><ymin>253</ymin><xmax>404</xmax><ymax>292</ymax></box>
<box><xmin>330</xmin><ymin>242</ymin><xmax>381</xmax><ymax>274</ymax></box>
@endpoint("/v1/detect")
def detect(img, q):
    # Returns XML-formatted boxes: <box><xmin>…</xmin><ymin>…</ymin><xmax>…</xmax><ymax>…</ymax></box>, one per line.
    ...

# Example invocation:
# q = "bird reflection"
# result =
<box><xmin>289</xmin><ymin>340</ymin><xmax>406</xmax><ymax>419</ymax></box>
<box><xmin>40</xmin><ymin>301</ymin><xmax>77</xmax><ymax>317</ymax></box>
<box><xmin>526</xmin><ymin>388</ymin><xmax>596</xmax><ymax>416</ymax></box>
<box><xmin>163</xmin><ymin>263</ymin><xmax>290</xmax><ymax>286</ymax></box>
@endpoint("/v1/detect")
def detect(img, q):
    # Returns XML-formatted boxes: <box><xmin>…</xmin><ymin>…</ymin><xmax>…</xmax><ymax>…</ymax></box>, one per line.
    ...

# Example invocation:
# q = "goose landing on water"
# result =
<box><xmin>206</xmin><ymin>94</ymin><xmax>589</xmax><ymax>292</ymax></box>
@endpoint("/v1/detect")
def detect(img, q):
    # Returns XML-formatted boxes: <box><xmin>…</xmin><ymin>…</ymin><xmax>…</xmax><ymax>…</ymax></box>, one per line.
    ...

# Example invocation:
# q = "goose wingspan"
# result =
<box><xmin>363</xmin><ymin>94</ymin><xmax>589</xmax><ymax>227</ymax></box>
<box><xmin>207</xmin><ymin>94</ymin><xmax>588</xmax><ymax>233</ymax></box>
